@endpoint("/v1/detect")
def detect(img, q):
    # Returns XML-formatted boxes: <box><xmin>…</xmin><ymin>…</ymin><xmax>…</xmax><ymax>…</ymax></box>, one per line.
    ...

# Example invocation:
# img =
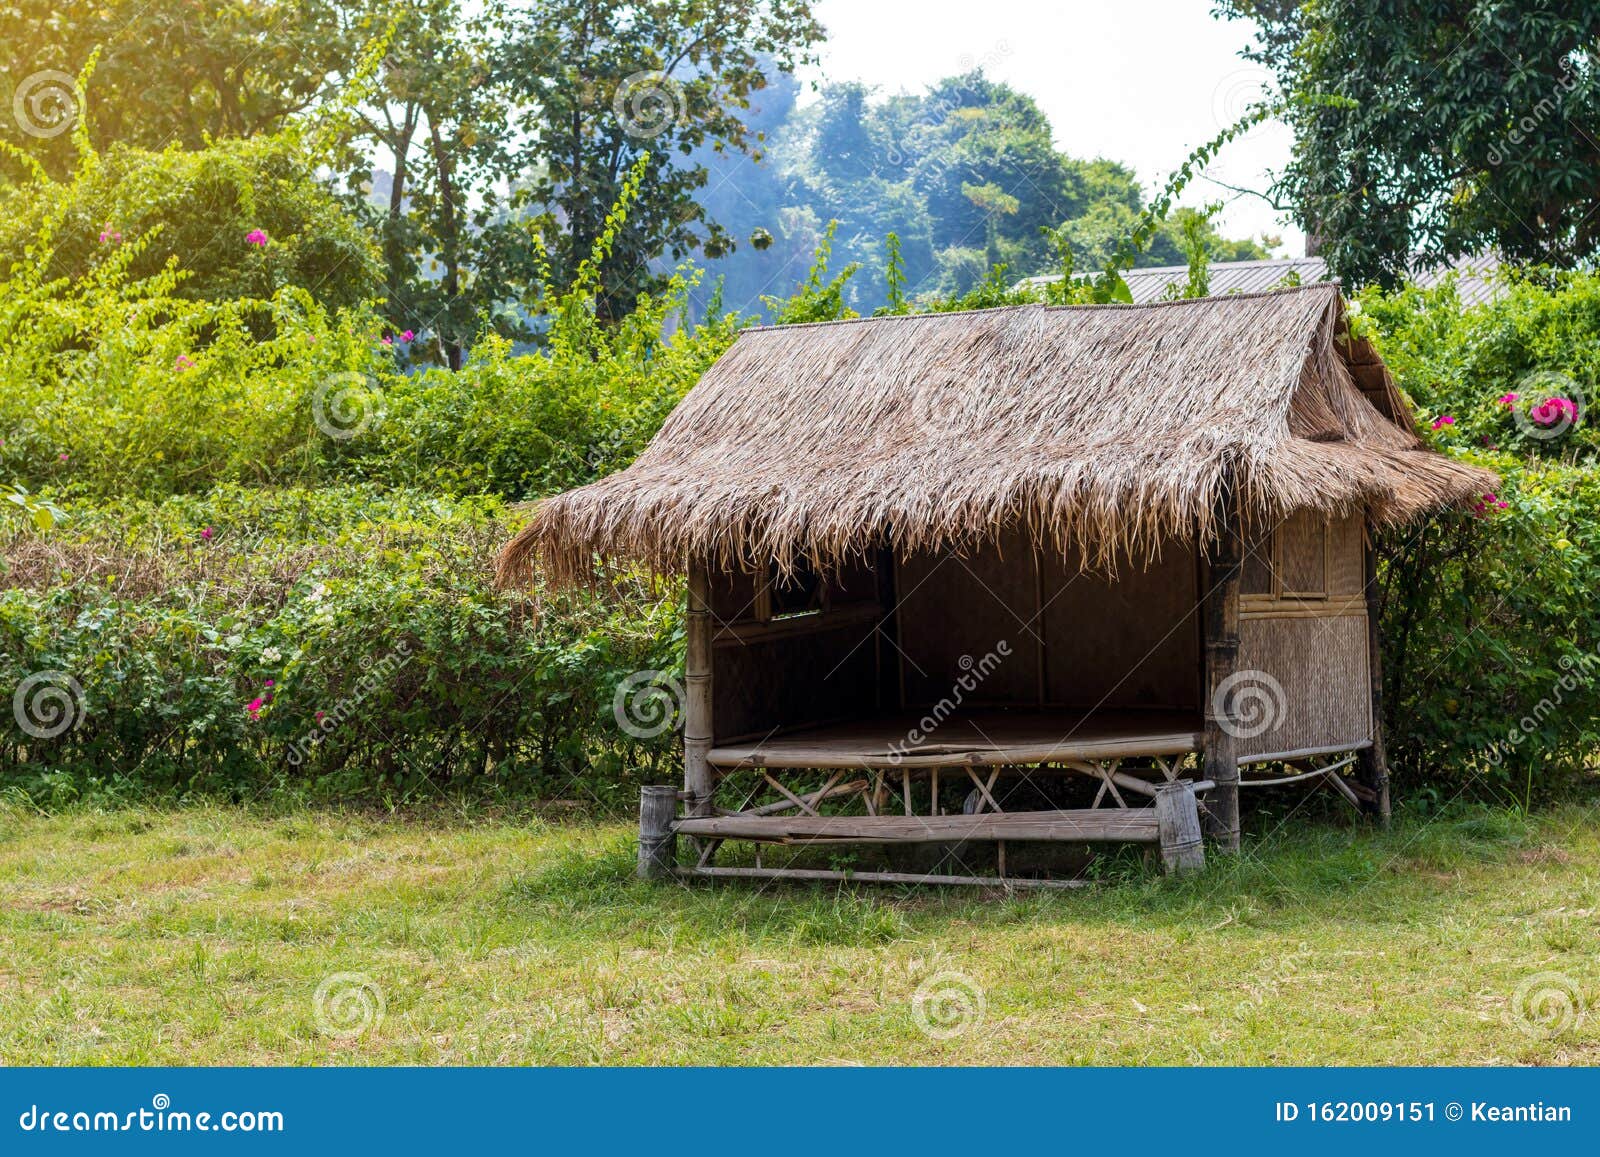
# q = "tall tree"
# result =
<box><xmin>1219</xmin><ymin>1</ymin><xmax>1600</xmax><ymax>286</ymax></box>
<box><xmin>0</xmin><ymin>0</ymin><xmax>354</xmax><ymax>176</ymax></box>
<box><xmin>495</xmin><ymin>0</ymin><xmax>824</xmax><ymax>318</ymax></box>
<box><xmin>331</xmin><ymin>0</ymin><xmax>513</xmax><ymax>366</ymax></box>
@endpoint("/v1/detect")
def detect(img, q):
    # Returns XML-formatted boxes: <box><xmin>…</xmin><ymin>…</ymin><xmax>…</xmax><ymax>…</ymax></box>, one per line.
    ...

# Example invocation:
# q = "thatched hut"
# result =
<box><xmin>501</xmin><ymin>284</ymin><xmax>1496</xmax><ymax>886</ymax></box>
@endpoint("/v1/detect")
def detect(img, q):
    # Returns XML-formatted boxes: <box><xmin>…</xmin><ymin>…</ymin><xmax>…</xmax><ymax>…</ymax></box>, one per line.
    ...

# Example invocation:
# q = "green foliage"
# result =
<box><xmin>0</xmin><ymin>225</ymin><xmax>386</xmax><ymax>499</ymax></box>
<box><xmin>0</xmin><ymin>0</ymin><xmax>356</xmax><ymax>176</ymax></box>
<box><xmin>493</xmin><ymin>0</ymin><xmax>825</xmax><ymax>322</ymax></box>
<box><xmin>1357</xmin><ymin>269</ymin><xmax>1600</xmax><ymax>796</ymax></box>
<box><xmin>0</xmin><ymin>485</ymin><xmax>681</xmax><ymax>802</ymax></box>
<box><xmin>0</xmin><ymin>134</ymin><xmax>384</xmax><ymax>315</ymax></box>
<box><xmin>1220</xmin><ymin>1</ymin><xmax>1600</xmax><ymax>287</ymax></box>
<box><xmin>761</xmin><ymin>221</ymin><xmax>861</xmax><ymax>324</ymax></box>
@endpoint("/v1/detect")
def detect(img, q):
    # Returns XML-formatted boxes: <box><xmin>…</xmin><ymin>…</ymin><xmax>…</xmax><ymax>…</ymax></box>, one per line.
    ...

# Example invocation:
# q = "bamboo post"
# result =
<box><xmin>684</xmin><ymin>562</ymin><xmax>715</xmax><ymax>819</ymax></box>
<box><xmin>1355</xmin><ymin>522</ymin><xmax>1392</xmax><ymax>824</ymax></box>
<box><xmin>1155</xmin><ymin>781</ymin><xmax>1205</xmax><ymax>874</ymax></box>
<box><xmin>1201</xmin><ymin>478</ymin><xmax>1242</xmax><ymax>852</ymax></box>
<box><xmin>638</xmin><ymin>785</ymin><xmax>678</xmax><ymax>879</ymax></box>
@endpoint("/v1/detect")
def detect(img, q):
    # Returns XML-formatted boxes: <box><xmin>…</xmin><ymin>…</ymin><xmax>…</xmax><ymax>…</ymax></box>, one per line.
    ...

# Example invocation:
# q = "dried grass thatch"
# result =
<box><xmin>500</xmin><ymin>284</ymin><xmax>1497</xmax><ymax>588</ymax></box>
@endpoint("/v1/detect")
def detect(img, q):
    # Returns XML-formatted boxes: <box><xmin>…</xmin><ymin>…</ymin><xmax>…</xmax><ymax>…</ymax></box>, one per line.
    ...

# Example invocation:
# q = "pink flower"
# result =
<box><xmin>246</xmin><ymin>229</ymin><xmax>269</xmax><ymax>247</ymax></box>
<box><xmin>98</xmin><ymin>224</ymin><xmax>122</xmax><ymax>244</ymax></box>
<box><xmin>1497</xmin><ymin>393</ymin><xmax>1519</xmax><ymax>406</ymax></box>
<box><xmin>401</xmin><ymin>330</ymin><xmax>415</xmax><ymax>342</ymax></box>
<box><xmin>246</xmin><ymin>696</ymin><xmax>264</xmax><ymax>719</ymax></box>
<box><xmin>1431</xmin><ymin>414</ymin><xmax>1455</xmax><ymax>430</ymax></box>
<box><xmin>381</xmin><ymin>335</ymin><xmax>393</xmax><ymax>346</ymax></box>
<box><xmin>200</xmin><ymin>526</ymin><xmax>214</xmax><ymax>541</ymax></box>
<box><xmin>1530</xmin><ymin>397</ymin><xmax>1579</xmax><ymax>427</ymax></box>
<box><xmin>57</xmin><ymin>451</ymin><xmax>68</xmax><ymax>461</ymax></box>
<box><xmin>315</xmin><ymin>711</ymin><xmax>326</xmax><ymax>722</ymax></box>
<box><xmin>263</xmin><ymin>680</ymin><xmax>275</xmax><ymax>688</ymax></box>
<box><xmin>175</xmin><ymin>355</ymin><xmax>194</xmax><ymax>371</ymax></box>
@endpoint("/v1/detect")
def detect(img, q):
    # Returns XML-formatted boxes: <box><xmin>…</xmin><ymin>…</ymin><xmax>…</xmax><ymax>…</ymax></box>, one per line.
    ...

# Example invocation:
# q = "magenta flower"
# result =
<box><xmin>381</xmin><ymin>335</ymin><xmax>394</xmax><ymax>346</ymax></box>
<box><xmin>1530</xmin><ymin>397</ymin><xmax>1579</xmax><ymax>427</ymax></box>
<box><xmin>200</xmin><ymin>526</ymin><xmax>214</xmax><ymax>541</ymax></box>
<box><xmin>57</xmin><ymin>451</ymin><xmax>69</xmax><ymax>461</ymax></box>
<box><xmin>175</xmin><ymin>355</ymin><xmax>194</xmax><ymax>371</ymax></box>
<box><xmin>246</xmin><ymin>696</ymin><xmax>264</xmax><ymax>720</ymax></box>
<box><xmin>263</xmin><ymin>680</ymin><xmax>275</xmax><ymax>688</ymax></box>
<box><xmin>98</xmin><ymin>224</ymin><xmax>122</xmax><ymax>244</ymax></box>
<box><xmin>1430</xmin><ymin>414</ymin><xmax>1455</xmax><ymax>430</ymax></box>
<box><xmin>246</xmin><ymin>229</ymin><xmax>269</xmax><ymax>247</ymax></box>
<box><xmin>400</xmin><ymin>329</ymin><xmax>415</xmax><ymax>342</ymax></box>
<box><xmin>1497</xmin><ymin>392</ymin><xmax>1519</xmax><ymax>406</ymax></box>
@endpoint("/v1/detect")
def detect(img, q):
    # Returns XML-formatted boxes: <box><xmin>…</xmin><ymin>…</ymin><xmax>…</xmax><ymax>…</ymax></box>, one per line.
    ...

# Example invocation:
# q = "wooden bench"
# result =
<box><xmin>640</xmin><ymin>781</ymin><xmax>1205</xmax><ymax>887</ymax></box>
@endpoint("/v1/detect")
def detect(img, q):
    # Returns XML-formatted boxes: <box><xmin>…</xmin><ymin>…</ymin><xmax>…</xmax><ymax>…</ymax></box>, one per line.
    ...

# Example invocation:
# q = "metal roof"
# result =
<box><xmin>1018</xmin><ymin>254</ymin><xmax>1503</xmax><ymax>306</ymax></box>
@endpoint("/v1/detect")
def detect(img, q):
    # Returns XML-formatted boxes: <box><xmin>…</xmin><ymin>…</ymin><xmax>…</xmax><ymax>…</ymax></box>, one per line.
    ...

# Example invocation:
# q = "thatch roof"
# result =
<box><xmin>501</xmin><ymin>284</ymin><xmax>1497</xmax><ymax>588</ymax></box>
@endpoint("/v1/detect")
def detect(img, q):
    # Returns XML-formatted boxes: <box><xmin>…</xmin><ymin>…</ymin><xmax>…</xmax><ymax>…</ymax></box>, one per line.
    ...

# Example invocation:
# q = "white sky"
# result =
<box><xmin>799</xmin><ymin>0</ymin><xmax>1305</xmax><ymax>257</ymax></box>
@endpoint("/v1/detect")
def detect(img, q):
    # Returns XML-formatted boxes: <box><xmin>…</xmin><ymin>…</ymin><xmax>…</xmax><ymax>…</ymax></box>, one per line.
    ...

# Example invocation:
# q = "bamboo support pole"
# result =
<box><xmin>1355</xmin><ymin>524</ymin><xmax>1392</xmax><ymax>825</ymax></box>
<box><xmin>1155</xmin><ymin>781</ymin><xmax>1205</xmax><ymax>874</ymax></box>
<box><xmin>1201</xmin><ymin>479</ymin><xmax>1243</xmax><ymax>852</ymax></box>
<box><xmin>638</xmin><ymin>785</ymin><xmax>679</xmax><ymax>879</ymax></box>
<box><xmin>684</xmin><ymin>562</ymin><xmax>715</xmax><ymax>819</ymax></box>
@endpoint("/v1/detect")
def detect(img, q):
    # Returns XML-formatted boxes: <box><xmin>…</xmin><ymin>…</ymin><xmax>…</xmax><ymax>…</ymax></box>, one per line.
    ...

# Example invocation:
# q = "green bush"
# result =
<box><xmin>0</xmin><ymin>485</ymin><xmax>682</xmax><ymax>804</ymax></box>
<box><xmin>1359</xmin><ymin>271</ymin><xmax>1600</xmax><ymax>798</ymax></box>
<box><xmin>0</xmin><ymin>136</ymin><xmax>383</xmax><ymax>315</ymax></box>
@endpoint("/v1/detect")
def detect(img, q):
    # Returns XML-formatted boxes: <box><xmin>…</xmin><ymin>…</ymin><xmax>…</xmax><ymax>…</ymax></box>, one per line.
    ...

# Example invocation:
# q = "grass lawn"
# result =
<box><xmin>1</xmin><ymin>795</ymin><xmax>1597</xmax><ymax>1065</ymax></box>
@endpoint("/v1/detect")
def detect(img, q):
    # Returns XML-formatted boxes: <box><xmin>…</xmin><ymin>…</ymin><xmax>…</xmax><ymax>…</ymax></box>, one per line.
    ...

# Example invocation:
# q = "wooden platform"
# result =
<box><xmin>706</xmin><ymin>709</ymin><xmax>1202</xmax><ymax>770</ymax></box>
<box><xmin>675</xmin><ymin>809</ymin><xmax>1161</xmax><ymax>845</ymax></box>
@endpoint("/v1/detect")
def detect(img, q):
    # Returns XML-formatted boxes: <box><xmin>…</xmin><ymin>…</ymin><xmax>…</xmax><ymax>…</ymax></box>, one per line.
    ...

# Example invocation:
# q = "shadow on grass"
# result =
<box><xmin>495</xmin><ymin>801</ymin><xmax>1548</xmax><ymax>947</ymax></box>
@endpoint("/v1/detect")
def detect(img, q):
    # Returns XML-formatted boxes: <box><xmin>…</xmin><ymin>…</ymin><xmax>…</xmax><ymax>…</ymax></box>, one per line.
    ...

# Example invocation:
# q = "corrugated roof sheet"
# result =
<box><xmin>1019</xmin><ymin>254</ymin><xmax>1503</xmax><ymax>306</ymax></box>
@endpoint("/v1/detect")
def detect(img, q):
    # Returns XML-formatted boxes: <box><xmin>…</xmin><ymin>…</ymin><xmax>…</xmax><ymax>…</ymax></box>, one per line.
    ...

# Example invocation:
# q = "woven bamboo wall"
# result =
<box><xmin>1236</xmin><ymin>510</ymin><xmax>1372</xmax><ymax>759</ymax></box>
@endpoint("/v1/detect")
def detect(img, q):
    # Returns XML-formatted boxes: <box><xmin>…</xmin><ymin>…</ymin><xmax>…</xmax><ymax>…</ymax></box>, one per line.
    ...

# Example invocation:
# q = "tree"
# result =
<box><xmin>0</xmin><ymin>0</ymin><xmax>355</xmax><ymax>177</ymax></box>
<box><xmin>1218</xmin><ymin>1</ymin><xmax>1600</xmax><ymax>287</ymax></box>
<box><xmin>494</xmin><ymin>0</ymin><xmax>824</xmax><ymax>319</ymax></box>
<box><xmin>330</xmin><ymin>0</ymin><xmax>513</xmax><ymax>366</ymax></box>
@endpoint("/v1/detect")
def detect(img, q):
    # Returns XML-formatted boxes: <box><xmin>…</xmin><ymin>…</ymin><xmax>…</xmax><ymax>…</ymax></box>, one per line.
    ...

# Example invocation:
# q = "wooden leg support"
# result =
<box><xmin>1155</xmin><ymin>781</ymin><xmax>1205</xmax><ymax>874</ymax></box>
<box><xmin>638</xmin><ymin>784</ymin><xmax>678</xmax><ymax>880</ymax></box>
